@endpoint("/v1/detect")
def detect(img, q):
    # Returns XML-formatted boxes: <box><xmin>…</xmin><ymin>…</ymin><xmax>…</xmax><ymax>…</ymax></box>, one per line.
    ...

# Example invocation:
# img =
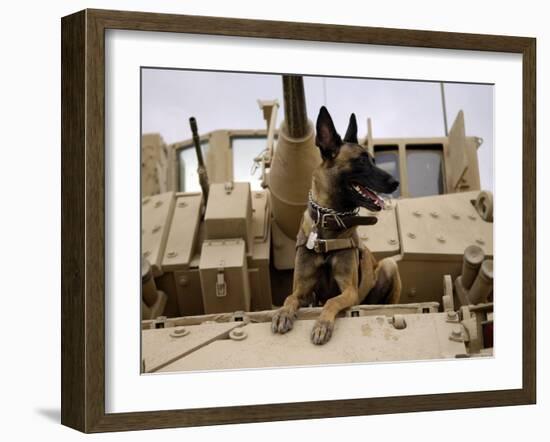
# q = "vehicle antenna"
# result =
<box><xmin>189</xmin><ymin>117</ymin><xmax>210</xmax><ymax>201</ymax></box>
<box><xmin>440</xmin><ymin>82</ymin><xmax>449</xmax><ymax>136</ymax></box>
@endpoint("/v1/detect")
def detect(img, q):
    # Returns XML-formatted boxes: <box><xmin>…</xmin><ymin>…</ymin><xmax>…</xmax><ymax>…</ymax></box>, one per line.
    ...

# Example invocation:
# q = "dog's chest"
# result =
<box><xmin>314</xmin><ymin>261</ymin><xmax>341</xmax><ymax>304</ymax></box>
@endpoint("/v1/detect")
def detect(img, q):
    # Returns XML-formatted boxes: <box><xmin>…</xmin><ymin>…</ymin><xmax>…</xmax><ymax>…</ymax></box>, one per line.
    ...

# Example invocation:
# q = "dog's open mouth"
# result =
<box><xmin>350</xmin><ymin>181</ymin><xmax>385</xmax><ymax>211</ymax></box>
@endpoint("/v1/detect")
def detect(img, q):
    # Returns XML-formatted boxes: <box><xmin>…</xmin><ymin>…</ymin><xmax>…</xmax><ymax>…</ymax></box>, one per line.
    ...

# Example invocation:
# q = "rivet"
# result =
<box><xmin>413</xmin><ymin>211</ymin><xmax>422</xmax><ymax>218</ymax></box>
<box><xmin>143</xmin><ymin>250</ymin><xmax>151</xmax><ymax>257</ymax></box>
<box><xmin>452</xmin><ymin>213</ymin><xmax>460</xmax><ymax>220</ymax></box>
<box><xmin>430</xmin><ymin>211</ymin><xmax>439</xmax><ymax>219</ymax></box>
<box><xmin>142</xmin><ymin>197</ymin><xmax>151</xmax><ymax>205</ymax></box>
<box><xmin>451</xmin><ymin>327</ymin><xmax>462</xmax><ymax>338</ymax></box>
<box><xmin>407</xmin><ymin>232</ymin><xmax>416</xmax><ymax>239</ymax></box>
<box><xmin>392</xmin><ymin>315</ymin><xmax>407</xmax><ymax>330</ymax></box>
<box><xmin>154</xmin><ymin>200</ymin><xmax>163</xmax><ymax>208</ymax></box>
<box><xmin>447</xmin><ymin>311</ymin><xmax>458</xmax><ymax>319</ymax></box>
<box><xmin>170</xmin><ymin>327</ymin><xmax>190</xmax><ymax>338</ymax></box>
<box><xmin>167</xmin><ymin>251</ymin><xmax>178</xmax><ymax>258</ymax></box>
<box><xmin>255</xmin><ymin>193</ymin><xmax>263</xmax><ymax>199</ymax></box>
<box><xmin>229</xmin><ymin>328</ymin><xmax>247</xmax><ymax>341</ymax></box>
<box><xmin>152</xmin><ymin>225</ymin><xmax>161</xmax><ymax>233</ymax></box>
<box><xmin>177</xmin><ymin>201</ymin><xmax>187</xmax><ymax>208</ymax></box>
<box><xmin>224</xmin><ymin>181</ymin><xmax>234</xmax><ymax>194</ymax></box>
<box><xmin>178</xmin><ymin>276</ymin><xmax>188</xmax><ymax>286</ymax></box>
<box><xmin>388</xmin><ymin>238</ymin><xmax>397</xmax><ymax>245</ymax></box>
<box><xmin>361</xmin><ymin>235</ymin><xmax>369</xmax><ymax>241</ymax></box>
<box><xmin>476</xmin><ymin>238</ymin><xmax>485</xmax><ymax>246</ymax></box>
<box><xmin>437</xmin><ymin>236</ymin><xmax>446</xmax><ymax>243</ymax></box>
<box><xmin>468</xmin><ymin>215</ymin><xmax>477</xmax><ymax>221</ymax></box>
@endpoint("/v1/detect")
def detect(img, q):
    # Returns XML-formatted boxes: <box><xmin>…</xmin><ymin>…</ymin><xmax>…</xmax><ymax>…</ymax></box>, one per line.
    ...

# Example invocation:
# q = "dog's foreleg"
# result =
<box><xmin>272</xmin><ymin>248</ymin><xmax>320</xmax><ymax>334</ymax></box>
<box><xmin>311</xmin><ymin>285</ymin><xmax>359</xmax><ymax>345</ymax></box>
<box><xmin>271</xmin><ymin>285</ymin><xmax>313</xmax><ymax>334</ymax></box>
<box><xmin>311</xmin><ymin>252</ymin><xmax>360</xmax><ymax>345</ymax></box>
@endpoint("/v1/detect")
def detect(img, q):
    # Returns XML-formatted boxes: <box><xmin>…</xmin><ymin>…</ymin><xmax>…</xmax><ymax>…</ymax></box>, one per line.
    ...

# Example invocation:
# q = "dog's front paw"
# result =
<box><xmin>311</xmin><ymin>320</ymin><xmax>334</xmax><ymax>345</ymax></box>
<box><xmin>271</xmin><ymin>308</ymin><xmax>296</xmax><ymax>334</ymax></box>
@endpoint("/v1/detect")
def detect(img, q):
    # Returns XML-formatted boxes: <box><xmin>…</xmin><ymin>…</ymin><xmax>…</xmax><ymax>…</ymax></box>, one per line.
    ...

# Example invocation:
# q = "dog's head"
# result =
<box><xmin>314</xmin><ymin>106</ymin><xmax>399</xmax><ymax>212</ymax></box>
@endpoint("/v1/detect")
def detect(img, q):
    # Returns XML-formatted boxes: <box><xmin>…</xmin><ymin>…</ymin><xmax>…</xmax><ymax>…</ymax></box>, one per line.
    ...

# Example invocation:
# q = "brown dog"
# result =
<box><xmin>271</xmin><ymin>106</ymin><xmax>402</xmax><ymax>345</ymax></box>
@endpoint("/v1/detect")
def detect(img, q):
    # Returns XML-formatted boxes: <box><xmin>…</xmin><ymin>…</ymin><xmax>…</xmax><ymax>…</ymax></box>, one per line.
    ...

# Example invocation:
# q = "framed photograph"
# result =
<box><xmin>61</xmin><ymin>9</ymin><xmax>536</xmax><ymax>433</ymax></box>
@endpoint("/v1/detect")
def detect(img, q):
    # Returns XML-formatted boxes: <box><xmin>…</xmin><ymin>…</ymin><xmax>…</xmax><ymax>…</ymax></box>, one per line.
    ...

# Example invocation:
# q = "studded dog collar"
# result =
<box><xmin>307</xmin><ymin>191</ymin><xmax>378</xmax><ymax>231</ymax></box>
<box><xmin>302</xmin><ymin>192</ymin><xmax>379</xmax><ymax>254</ymax></box>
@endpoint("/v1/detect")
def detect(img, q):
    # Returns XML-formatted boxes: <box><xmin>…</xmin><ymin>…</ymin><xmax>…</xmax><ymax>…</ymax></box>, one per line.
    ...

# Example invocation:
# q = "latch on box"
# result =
<box><xmin>216</xmin><ymin>261</ymin><xmax>227</xmax><ymax>297</ymax></box>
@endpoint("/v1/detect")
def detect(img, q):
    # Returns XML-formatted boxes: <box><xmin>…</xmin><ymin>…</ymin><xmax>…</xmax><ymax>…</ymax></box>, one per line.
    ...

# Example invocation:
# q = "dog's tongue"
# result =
<box><xmin>357</xmin><ymin>184</ymin><xmax>385</xmax><ymax>209</ymax></box>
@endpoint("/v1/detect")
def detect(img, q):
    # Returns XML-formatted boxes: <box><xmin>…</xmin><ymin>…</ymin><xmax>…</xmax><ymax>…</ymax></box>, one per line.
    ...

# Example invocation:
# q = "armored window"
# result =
<box><xmin>374</xmin><ymin>145</ymin><xmax>400</xmax><ymax>198</ymax></box>
<box><xmin>231</xmin><ymin>136</ymin><xmax>267</xmax><ymax>191</ymax></box>
<box><xmin>178</xmin><ymin>141</ymin><xmax>209</xmax><ymax>192</ymax></box>
<box><xmin>406</xmin><ymin>144</ymin><xmax>445</xmax><ymax>197</ymax></box>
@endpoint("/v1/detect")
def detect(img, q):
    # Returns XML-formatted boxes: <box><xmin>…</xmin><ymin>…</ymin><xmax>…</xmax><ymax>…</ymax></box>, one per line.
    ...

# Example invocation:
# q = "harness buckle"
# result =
<box><xmin>313</xmin><ymin>239</ymin><xmax>328</xmax><ymax>253</ymax></box>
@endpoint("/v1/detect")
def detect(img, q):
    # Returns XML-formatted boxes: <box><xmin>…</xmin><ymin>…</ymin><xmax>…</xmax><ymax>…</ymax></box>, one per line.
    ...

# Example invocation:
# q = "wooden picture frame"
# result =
<box><xmin>61</xmin><ymin>8</ymin><xmax>536</xmax><ymax>433</ymax></box>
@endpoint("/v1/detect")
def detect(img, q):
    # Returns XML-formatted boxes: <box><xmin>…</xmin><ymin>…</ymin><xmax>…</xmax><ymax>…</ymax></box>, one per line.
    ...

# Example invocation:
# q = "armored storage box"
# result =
<box><xmin>395</xmin><ymin>190</ymin><xmax>493</xmax><ymax>303</ymax></box>
<box><xmin>204</xmin><ymin>182</ymin><xmax>253</xmax><ymax>251</ymax></box>
<box><xmin>199</xmin><ymin>238</ymin><xmax>251</xmax><ymax>314</ymax></box>
<box><xmin>159</xmin><ymin>193</ymin><xmax>204</xmax><ymax>316</ymax></box>
<box><xmin>356</xmin><ymin>203</ymin><xmax>400</xmax><ymax>259</ymax></box>
<box><xmin>141</xmin><ymin>192</ymin><xmax>176</xmax><ymax>277</ymax></box>
<box><xmin>248</xmin><ymin>190</ymin><xmax>272</xmax><ymax>310</ymax></box>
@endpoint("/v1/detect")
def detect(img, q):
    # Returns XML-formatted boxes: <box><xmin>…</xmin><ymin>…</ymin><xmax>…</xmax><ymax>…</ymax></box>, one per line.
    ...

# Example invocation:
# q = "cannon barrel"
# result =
<box><xmin>282</xmin><ymin>75</ymin><xmax>309</xmax><ymax>139</ymax></box>
<box><xmin>268</xmin><ymin>75</ymin><xmax>321</xmax><ymax>239</ymax></box>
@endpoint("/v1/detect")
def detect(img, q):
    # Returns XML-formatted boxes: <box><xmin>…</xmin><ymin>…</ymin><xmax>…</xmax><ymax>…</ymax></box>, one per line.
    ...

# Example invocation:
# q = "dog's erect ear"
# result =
<box><xmin>315</xmin><ymin>106</ymin><xmax>342</xmax><ymax>160</ymax></box>
<box><xmin>343</xmin><ymin>113</ymin><xmax>358</xmax><ymax>144</ymax></box>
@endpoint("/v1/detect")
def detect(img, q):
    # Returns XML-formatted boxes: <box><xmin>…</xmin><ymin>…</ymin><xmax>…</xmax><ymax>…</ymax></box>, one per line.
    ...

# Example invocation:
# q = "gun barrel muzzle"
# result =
<box><xmin>462</xmin><ymin>245</ymin><xmax>485</xmax><ymax>290</ymax></box>
<box><xmin>469</xmin><ymin>260</ymin><xmax>493</xmax><ymax>305</ymax></box>
<box><xmin>190</xmin><ymin>116</ymin><xmax>198</xmax><ymax>134</ymax></box>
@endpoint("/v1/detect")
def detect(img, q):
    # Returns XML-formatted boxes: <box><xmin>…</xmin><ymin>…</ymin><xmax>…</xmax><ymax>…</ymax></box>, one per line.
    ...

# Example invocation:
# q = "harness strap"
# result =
<box><xmin>298</xmin><ymin>194</ymin><xmax>379</xmax><ymax>254</ymax></box>
<box><xmin>312</xmin><ymin>237</ymin><xmax>358</xmax><ymax>254</ymax></box>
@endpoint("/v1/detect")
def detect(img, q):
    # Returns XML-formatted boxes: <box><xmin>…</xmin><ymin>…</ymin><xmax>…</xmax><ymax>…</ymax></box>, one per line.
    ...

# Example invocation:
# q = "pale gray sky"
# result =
<box><xmin>142</xmin><ymin>69</ymin><xmax>493</xmax><ymax>191</ymax></box>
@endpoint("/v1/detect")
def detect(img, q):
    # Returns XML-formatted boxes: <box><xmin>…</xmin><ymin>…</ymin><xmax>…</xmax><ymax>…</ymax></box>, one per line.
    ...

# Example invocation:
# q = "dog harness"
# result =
<box><xmin>298</xmin><ymin>192</ymin><xmax>378</xmax><ymax>254</ymax></box>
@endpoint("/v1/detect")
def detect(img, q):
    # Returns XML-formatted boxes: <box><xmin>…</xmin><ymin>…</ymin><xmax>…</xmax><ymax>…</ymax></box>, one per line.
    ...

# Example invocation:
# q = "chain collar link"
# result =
<box><xmin>308</xmin><ymin>191</ymin><xmax>359</xmax><ymax>217</ymax></box>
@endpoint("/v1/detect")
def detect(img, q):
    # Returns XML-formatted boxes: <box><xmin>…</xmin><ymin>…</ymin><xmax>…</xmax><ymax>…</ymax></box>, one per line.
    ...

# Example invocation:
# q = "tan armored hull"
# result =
<box><xmin>140</xmin><ymin>75</ymin><xmax>494</xmax><ymax>372</ymax></box>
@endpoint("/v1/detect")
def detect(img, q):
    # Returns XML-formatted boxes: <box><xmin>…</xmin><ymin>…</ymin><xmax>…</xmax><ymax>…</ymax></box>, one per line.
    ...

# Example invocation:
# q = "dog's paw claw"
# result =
<box><xmin>271</xmin><ymin>309</ymin><xmax>296</xmax><ymax>334</ymax></box>
<box><xmin>311</xmin><ymin>320</ymin><xmax>334</xmax><ymax>345</ymax></box>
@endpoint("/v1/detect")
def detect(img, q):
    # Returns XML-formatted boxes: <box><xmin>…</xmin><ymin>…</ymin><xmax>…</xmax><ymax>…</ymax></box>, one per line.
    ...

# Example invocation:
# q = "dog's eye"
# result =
<box><xmin>362</xmin><ymin>152</ymin><xmax>375</xmax><ymax>164</ymax></box>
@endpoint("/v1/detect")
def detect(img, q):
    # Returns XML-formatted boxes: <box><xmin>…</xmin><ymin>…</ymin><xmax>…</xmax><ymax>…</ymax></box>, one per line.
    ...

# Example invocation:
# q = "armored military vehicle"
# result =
<box><xmin>140</xmin><ymin>75</ymin><xmax>493</xmax><ymax>373</ymax></box>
